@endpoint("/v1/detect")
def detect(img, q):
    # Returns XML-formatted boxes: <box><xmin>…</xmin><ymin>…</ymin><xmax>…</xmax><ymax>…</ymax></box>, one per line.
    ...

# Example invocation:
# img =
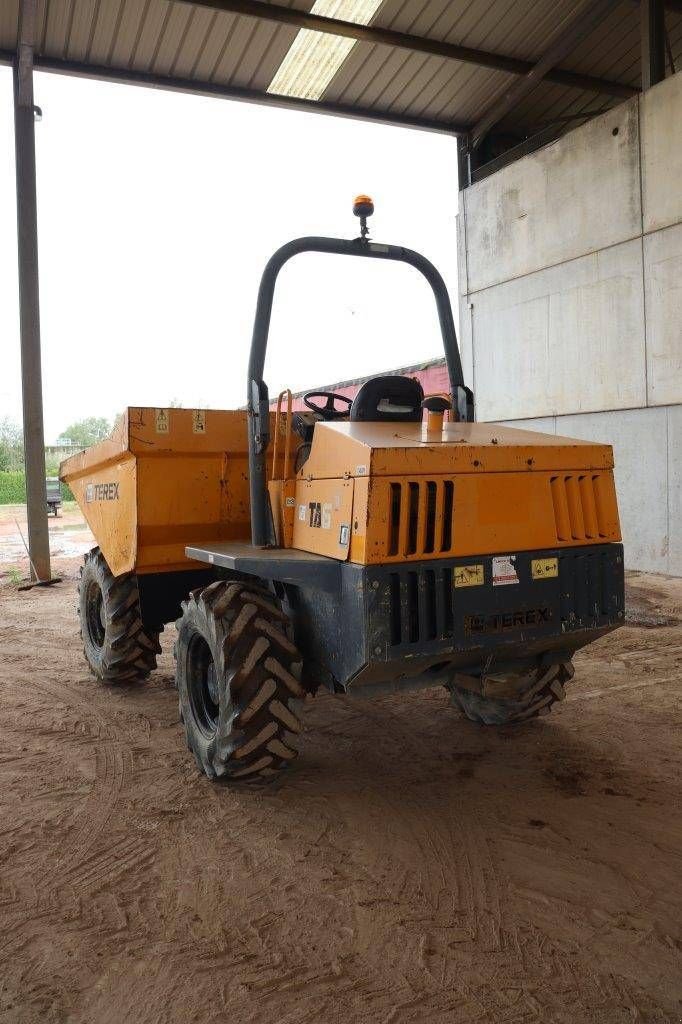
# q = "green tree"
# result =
<box><xmin>0</xmin><ymin>418</ymin><xmax>24</xmax><ymax>472</ymax></box>
<box><xmin>59</xmin><ymin>416</ymin><xmax>111</xmax><ymax>449</ymax></box>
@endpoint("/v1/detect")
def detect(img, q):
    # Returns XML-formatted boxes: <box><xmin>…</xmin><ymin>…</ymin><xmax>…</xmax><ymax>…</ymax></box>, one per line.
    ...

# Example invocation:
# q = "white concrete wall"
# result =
<box><xmin>463</xmin><ymin>100</ymin><xmax>641</xmax><ymax>294</ymax></box>
<box><xmin>640</xmin><ymin>69</ymin><xmax>682</xmax><ymax>233</ymax></box>
<box><xmin>471</xmin><ymin>239</ymin><xmax>647</xmax><ymax>420</ymax></box>
<box><xmin>458</xmin><ymin>71</ymin><xmax>682</xmax><ymax>575</ymax></box>
<box><xmin>644</xmin><ymin>222</ymin><xmax>682</xmax><ymax>405</ymax></box>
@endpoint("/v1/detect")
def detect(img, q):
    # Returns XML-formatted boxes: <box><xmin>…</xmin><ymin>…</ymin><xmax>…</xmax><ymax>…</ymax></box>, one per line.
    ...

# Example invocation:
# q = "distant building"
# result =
<box><xmin>45</xmin><ymin>439</ymin><xmax>83</xmax><ymax>455</ymax></box>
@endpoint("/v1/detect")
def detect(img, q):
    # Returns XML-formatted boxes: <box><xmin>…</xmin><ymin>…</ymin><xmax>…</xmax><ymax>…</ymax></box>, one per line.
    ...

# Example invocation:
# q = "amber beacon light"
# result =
<box><xmin>353</xmin><ymin>194</ymin><xmax>374</xmax><ymax>217</ymax></box>
<box><xmin>353</xmin><ymin>194</ymin><xmax>374</xmax><ymax>238</ymax></box>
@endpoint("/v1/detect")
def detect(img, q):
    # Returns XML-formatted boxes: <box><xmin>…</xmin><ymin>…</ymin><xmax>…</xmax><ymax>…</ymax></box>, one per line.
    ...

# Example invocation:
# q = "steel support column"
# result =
<box><xmin>13</xmin><ymin>0</ymin><xmax>50</xmax><ymax>582</ymax></box>
<box><xmin>641</xmin><ymin>0</ymin><xmax>667</xmax><ymax>89</ymax></box>
<box><xmin>456</xmin><ymin>136</ymin><xmax>472</xmax><ymax>190</ymax></box>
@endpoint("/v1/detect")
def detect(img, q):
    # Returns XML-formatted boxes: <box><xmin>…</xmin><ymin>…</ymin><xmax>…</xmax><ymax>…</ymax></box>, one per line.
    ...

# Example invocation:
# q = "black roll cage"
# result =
<box><xmin>247</xmin><ymin>234</ymin><xmax>473</xmax><ymax>547</ymax></box>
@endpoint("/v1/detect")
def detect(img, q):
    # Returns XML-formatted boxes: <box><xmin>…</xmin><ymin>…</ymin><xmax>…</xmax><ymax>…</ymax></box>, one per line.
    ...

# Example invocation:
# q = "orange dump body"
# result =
<box><xmin>60</xmin><ymin>407</ymin><xmax>293</xmax><ymax>576</ymax></box>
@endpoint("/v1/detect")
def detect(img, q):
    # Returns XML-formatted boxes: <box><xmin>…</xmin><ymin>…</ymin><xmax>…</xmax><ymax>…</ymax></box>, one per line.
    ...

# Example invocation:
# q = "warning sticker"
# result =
<box><xmin>321</xmin><ymin>503</ymin><xmax>332</xmax><ymax>530</ymax></box>
<box><xmin>356</xmin><ymin>464</ymin><xmax>368</xmax><ymax>476</ymax></box>
<box><xmin>492</xmin><ymin>555</ymin><xmax>519</xmax><ymax>587</ymax></box>
<box><xmin>192</xmin><ymin>409</ymin><xmax>206</xmax><ymax>434</ymax></box>
<box><xmin>309</xmin><ymin>502</ymin><xmax>322</xmax><ymax>528</ymax></box>
<box><xmin>532</xmin><ymin>556</ymin><xmax>558</xmax><ymax>580</ymax></box>
<box><xmin>285</xmin><ymin>496</ymin><xmax>296</xmax><ymax>508</ymax></box>
<box><xmin>454</xmin><ymin>564</ymin><xmax>484</xmax><ymax>588</ymax></box>
<box><xmin>155</xmin><ymin>408</ymin><xmax>169</xmax><ymax>434</ymax></box>
<box><xmin>298</xmin><ymin>504</ymin><xmax>306</xmax><ymax>521</ymax></box>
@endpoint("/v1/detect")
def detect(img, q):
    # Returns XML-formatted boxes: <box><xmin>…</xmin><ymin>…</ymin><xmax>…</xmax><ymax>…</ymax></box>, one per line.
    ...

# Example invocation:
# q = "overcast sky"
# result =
<box><xmin>0</xmin><ymin>67</ymin><xmax>460</xmax><ymax>443</ymax></box>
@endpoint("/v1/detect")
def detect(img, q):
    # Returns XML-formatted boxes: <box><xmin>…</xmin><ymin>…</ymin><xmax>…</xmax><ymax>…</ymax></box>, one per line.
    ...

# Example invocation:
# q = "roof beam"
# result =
<box><xmin>470</xmin><ymin>0</ymin><xmax>623</xmax><ymax>150</ymax></box>
<box><xmin>183</xmin><ymin>0</ymin><xmax>638</xmax><ymax>100</ymax></box>
<box><xmin>0</xmin><ymin>50</ymin><xmax>465</xmax><ymax>134</ymax></box>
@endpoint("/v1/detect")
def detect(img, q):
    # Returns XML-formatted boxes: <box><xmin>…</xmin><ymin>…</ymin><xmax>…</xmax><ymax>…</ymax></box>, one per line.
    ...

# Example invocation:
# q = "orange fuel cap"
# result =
<box><xmin>353</xmin><ymin>194</ymin><xmax>374</xmax><ymax>218</ymax></box>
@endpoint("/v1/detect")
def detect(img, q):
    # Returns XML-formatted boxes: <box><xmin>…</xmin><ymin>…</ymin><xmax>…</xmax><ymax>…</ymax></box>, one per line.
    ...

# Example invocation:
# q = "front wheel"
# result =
<box><xmin>447</xmin><ymin>660</ymin><xmax>575</xmax><ymax>725</ymax></box>
<box><xmin>78</xmin><ymin>547</ymin><xmax>162</xmax><ymax>683</ymax></box>
<box><xmin>175</xmin><ymin>580</ymin><xmax>304</xmax><ymax>780</ymax></box>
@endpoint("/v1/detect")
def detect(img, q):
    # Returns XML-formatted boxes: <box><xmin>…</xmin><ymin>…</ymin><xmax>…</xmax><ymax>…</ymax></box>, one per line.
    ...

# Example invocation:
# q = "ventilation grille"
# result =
<box><xmin>550</xmin><ymin>475</ymin><xmax>609</xmax><ymax>542</ymax></box>
<box><xmin>559</xmin><ymin>549</ymin><xmax>623</xmax><ymax>626</ymax></box>
<box><xmin>388</xmin><ymin>567</ymin><xmax>454</xmax><ymax>647</ymax></box>
<box><xmin>387</xmin><ymin>480</ymin><xmax>455</xmax><ymax>558</ymax></box>
<box><xmin>382</xmin><ymin>547</ymin><xmax>623</xmax><ymax>651</ymax></box>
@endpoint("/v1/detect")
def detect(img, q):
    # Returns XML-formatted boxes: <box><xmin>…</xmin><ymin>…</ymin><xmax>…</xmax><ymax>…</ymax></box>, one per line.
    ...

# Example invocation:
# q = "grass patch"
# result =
<box><xmin>0</xmin><ymin>472</ymin><xmax>73</xmax><ymax>504</ymax></box>
<box><xmin>0</xmin><ymin>472</ymin><xmax>26</xmax><ymax>504</ymax></box>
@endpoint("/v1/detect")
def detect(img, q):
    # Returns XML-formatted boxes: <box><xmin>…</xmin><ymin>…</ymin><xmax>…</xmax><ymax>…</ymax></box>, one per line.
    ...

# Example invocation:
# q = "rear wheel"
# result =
<box><xmin>447</xmin><ymin>660</ymin><xmax>574</xmax><ymax>725</ymax></box>
<box><xmin>175</xmin><ymin>580</ymin><xmax>304</xmax><ymax>780</ymax></box>
<box><xmin>78</xmin><ymin>547</ymin><xmax>162</xmax><ymax>683</ymax></box>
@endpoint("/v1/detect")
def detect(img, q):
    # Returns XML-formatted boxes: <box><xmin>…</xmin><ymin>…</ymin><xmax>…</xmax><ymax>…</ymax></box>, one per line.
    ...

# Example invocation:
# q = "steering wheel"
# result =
<box><xmin>303</xmin><ymin>391</ymin><xmax>353</xmax><ymax>421</ymax></box>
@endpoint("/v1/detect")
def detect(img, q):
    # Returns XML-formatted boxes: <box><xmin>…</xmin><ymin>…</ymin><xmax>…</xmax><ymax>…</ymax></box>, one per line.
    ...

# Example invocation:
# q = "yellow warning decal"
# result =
<box><xmin>532</xmin><ymin>557</ymin><xmax>558</xmax><ymax>580</ymax></box>
<box><xmin>155</xmin><ymin>408</ymin><xmax>169</xmax><ymax>434</ymax></box>
<box><xmin>454</xmin><ymin>565</ymin><xmax>484</xmax><ymax>588</ymax></box>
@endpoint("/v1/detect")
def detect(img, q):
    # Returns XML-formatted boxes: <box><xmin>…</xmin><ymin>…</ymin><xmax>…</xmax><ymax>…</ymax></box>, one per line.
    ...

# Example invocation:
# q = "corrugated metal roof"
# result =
<box><xmin>2</xmin><ymin>0</ymin><xmax>681</xmax><ymax>144</ymax></box>
<box><xmin>496</xmin><ymin>4</ymin><xmax>682</xmax><ymax>132</ymax></box>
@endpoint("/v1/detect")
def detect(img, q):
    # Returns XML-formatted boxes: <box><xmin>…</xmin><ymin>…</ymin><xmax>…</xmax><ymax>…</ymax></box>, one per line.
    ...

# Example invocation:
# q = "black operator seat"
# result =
<box><xmin>349</xmin><ymin>375</ymin><xmax>424</xmax><ymax>423</ymax></box>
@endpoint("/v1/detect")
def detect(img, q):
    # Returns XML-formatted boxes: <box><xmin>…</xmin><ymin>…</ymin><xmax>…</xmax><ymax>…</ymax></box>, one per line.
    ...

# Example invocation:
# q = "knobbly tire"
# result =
<box><xmin>175</xmin><ymin>580</ymin><xmax>304</xmax><ymax>781</ymax></box>
<box><xmin>448</xmin><ymin>660</ymin><xmax>575</xmax><ymax>725</ymax></box>
<box><xmin>78</xmin><ymin>547</ymin><xmax>162</xmax><ymax>683</ymax></box>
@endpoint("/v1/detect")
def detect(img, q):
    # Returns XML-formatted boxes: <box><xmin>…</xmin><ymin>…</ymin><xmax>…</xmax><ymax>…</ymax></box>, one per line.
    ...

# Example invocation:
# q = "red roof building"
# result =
<box><xmin>269</xmin><ymin>358</ymin><xmax>450</xmax><ymax>412</ymax></box>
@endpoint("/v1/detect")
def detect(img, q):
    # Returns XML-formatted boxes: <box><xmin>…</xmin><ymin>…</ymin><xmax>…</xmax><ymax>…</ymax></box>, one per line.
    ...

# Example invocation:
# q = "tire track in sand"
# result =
<box><xmin>0</xmin><ymin>673</ymin><xmax>154</xmax><ymax>962</ymax></box>
<box><xmin>311</xmin><ymin>696</ymin><xmax>504</xmax><ymax>1009</ymax></box>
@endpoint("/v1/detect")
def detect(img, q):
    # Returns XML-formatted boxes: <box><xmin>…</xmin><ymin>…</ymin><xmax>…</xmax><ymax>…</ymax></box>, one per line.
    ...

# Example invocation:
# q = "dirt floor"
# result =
<box><xmin>0</xmin><ymin>561</ymin><xmax>680</xmax><ymax>1024</ymax></box>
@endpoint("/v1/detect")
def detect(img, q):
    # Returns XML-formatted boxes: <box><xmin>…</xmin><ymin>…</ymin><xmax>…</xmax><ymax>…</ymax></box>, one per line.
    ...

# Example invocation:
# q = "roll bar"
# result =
<box><xmin>247</xmin><ymin>234</ymin><xmax>474</xmax><ymax>547</ymax></box>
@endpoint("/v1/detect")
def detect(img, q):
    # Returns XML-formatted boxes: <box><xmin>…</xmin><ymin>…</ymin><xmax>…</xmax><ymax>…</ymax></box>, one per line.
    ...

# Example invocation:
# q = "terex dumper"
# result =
<box><xmin>61</xmin><ymin>198</ymin><xmax>624</xmax><ymax>781</ymax></box>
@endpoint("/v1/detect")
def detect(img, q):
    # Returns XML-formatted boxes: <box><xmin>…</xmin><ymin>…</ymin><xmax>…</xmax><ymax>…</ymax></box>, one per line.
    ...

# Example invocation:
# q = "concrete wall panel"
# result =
<box><xmin>668</xmin><ymin>405</ymin><xmax>682</xmax><ymax>576</ymax></box>
<box><xmin>641</xmin><ymin>71</ymin><xmax>682</xmax><ymax>234</ymax></box>
<box><xmin>472</xmin><ymin>240</ymin><xmax>646</xmax><ymax>421</ymax></box>
<box><xmin>458</xmin><ymin>301</ymin><xmax>474</xmax><ymax>388</ymax></box>
<box><xmin>456</xmin><ymin>210</ymin><xmax>468</xmax><ymax>298</ymax></box>
<box><xmin>644</xmin><ymin>222</ymin><xmax>682</xmax><ymax>407</ymax></box>
<box><xmin>464</xmin><ymin>101</ymin><xmax>641</xmax><ymax>293</ymax></box>
<box><xmin>455</xmin><ymin>211</ymin><xmax>475</xmax><ymax>385</ymax></box>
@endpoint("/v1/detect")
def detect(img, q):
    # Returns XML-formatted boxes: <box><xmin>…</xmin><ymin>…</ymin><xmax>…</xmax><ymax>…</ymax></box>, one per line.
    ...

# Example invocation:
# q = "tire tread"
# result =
<box><xmin>449</xmin><ymin>661</ymin><xmax>574</xmax><ymax>725</ymax></box>
<box><xmin>175</xmin><ymin>581</ymin><xmax>303</xmax><ymax>781</ymax></box>
<box><xmin>78</xmin><ymin>547</ymin><xmax>161</xmax><ymax>685</ymax></box>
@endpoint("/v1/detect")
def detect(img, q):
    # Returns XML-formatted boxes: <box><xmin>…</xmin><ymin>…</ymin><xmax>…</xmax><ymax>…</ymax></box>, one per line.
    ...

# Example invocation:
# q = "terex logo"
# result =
<box><xmin>85</xmin><ymin>482</ymin><xmax>120</xmax><ymax>503</ymax></box>
<box><xmin>464</xmin><ymin>607</ymin><xmax>551</xmax><ymax>635</ymax></box>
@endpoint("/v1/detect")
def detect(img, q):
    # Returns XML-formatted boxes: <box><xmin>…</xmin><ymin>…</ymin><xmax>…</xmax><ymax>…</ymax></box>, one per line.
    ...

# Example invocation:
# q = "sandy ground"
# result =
<box><xmin>0</xmin><ymin>560</ymin><xmax>680</xmax><ymax>1024</ymax></box>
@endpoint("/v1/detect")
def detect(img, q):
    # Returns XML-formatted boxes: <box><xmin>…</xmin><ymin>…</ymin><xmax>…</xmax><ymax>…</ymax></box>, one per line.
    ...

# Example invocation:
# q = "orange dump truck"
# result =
<box><xmin>61</xmin><ymin>199</ymin><xmax>624</xmax><ymax>782</ymax></box>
